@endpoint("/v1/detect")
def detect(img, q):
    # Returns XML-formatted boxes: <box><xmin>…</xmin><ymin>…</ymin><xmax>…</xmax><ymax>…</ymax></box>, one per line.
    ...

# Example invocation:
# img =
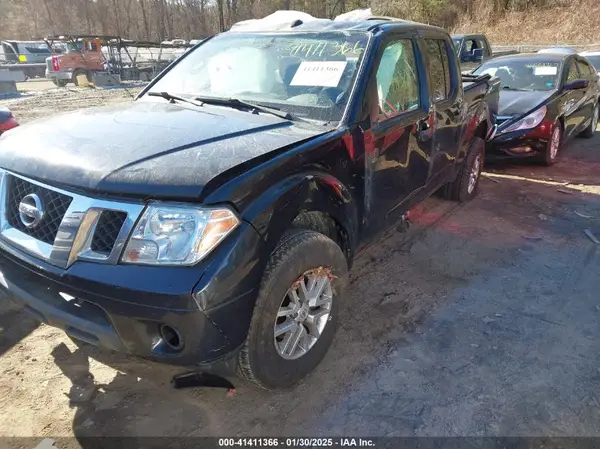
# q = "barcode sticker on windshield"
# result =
<box><xmin>290</xmin><ymin>61</ymin><xmax>348</xmax><ymax>87</ymax></box>
<box><xmin>534</xmin><ymin>66</ymin><xmax>558</xmax><ymax>76</ymax></box>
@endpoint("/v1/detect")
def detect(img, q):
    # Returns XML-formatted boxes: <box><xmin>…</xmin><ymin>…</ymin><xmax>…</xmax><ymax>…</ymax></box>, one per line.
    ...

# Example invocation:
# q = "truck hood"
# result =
<box><xmin>498</xmin><ymin>90</ymin><xmax>555</xmax><ymax>118</ymax></box>
<box><xmin>0</xmin><ymin>100</ymin><xmax>328</xmax><ymax>199</ymax></box>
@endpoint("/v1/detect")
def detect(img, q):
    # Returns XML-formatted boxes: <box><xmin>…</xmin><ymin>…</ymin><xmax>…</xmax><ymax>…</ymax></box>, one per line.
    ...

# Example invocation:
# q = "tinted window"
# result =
<box><xmin>477</xmin><ymin>39</ymin><xmax>490</xmax><ymax>56</ymax></box>
<box><xmin>577</xmin><ymin>60</ymin><xmax>593</xmax><ymax>78</ymax></box>
<box><xmin>375</xmin><ymin>39</ymin><xmax>420</xmax><ymax>121</ymax></box>
<box><xmin>584</xmin><ymin>55</ymin><xmax>600</xmax><ymax>71</ymax></box>
<box><xmin>425</xmin><ymin>39</ymin><xmax>449</xmax><ymax>102</ymax></box>
<box><xmin>566</xmin><ymin>61</ymin><xmax>579</xmax><ymax>83</ymax></box>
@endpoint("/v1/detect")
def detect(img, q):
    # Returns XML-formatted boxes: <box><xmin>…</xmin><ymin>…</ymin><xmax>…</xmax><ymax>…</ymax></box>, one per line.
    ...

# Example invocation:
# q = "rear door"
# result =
<box><xmin>562</xmin><ymin>58</ymin><xmax>584</xmax><ymax>137</ymax></box>
<box><xmin>421</xmin><ymin>34</ymin><xmax>464</xmax><ymax>185</ymax></box>
<box><xmin>368</xmin><ymin>33</ymin><xmax>433</xmax><ymax>223</ymax></box>
<box><xmin>575</xmin><ymin>58</ymin><xmax>597</xmax><ymax>130</ymax></box>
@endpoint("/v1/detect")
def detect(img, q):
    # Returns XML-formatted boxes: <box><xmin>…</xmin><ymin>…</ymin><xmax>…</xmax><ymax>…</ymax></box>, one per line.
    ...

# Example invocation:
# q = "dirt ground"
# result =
<box><xmin>0</xmin><ymin>82</ymin><xmax>599</xmax><ymax>443</ymax></box>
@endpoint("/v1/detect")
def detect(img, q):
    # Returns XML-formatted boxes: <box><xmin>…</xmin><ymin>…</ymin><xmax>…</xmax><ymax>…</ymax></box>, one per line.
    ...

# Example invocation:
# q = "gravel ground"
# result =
<box><xmin>0</xmin><ymin>85</ymin><xmax>599</xmax><ymax>443</ymax></box>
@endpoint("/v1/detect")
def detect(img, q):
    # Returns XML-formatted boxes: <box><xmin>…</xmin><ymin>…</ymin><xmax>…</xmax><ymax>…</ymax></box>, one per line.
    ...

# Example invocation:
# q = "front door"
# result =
<box><xmin>563</xmin><ymin>59</ymin><xmax>585</xmax><ymax>137</ymax></box>
<box><xmin>368</xmin><ymin>35</ymin><xmax>433</xmax><ymax>230</ymax></box>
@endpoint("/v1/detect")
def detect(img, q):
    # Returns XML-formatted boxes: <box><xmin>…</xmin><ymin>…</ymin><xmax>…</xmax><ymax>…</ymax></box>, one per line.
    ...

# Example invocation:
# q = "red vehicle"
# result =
<box><xmin>0</xmin><ymin>108</ymin><xmax>18</xmax><ymax>135</ymax></box>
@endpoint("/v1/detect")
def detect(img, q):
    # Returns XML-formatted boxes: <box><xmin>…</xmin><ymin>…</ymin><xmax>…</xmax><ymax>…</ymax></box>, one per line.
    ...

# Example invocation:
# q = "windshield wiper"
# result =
<box><xmin>194</xmin><ymin>96</ymin><xmax>293</xmax><ymax>121</ymax></box>
<box><xmin>147</xmin><ymin>91</ymin><xmax>204</xmax><ymax>108</ymax></box>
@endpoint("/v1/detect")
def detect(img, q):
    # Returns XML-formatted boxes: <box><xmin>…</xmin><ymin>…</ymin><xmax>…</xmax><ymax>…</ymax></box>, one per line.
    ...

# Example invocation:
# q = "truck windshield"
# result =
<box><xmin>146</xmin><ymin>31</ymin><xmax>369</xmax><ymax>123</ymax></box>
<box><xmin>473</xmin><ymin>59</ymin><xmax>561</xmax><ymax>91</ymax></box>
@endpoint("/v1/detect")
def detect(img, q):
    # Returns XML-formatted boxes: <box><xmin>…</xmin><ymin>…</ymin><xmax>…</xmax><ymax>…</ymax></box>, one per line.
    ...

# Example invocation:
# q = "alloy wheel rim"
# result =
<box><xmin>274</xmin><ymin>268</ymin><xmax>333</xmax><ymax>360</ymax></box>
<box><xmin>550</xmin><ymin>126</ymin><xmax>561</xmax><ymax>160</ymax></box>
<box><xmin>468</xmin><ymin>153</ymin><xmax>481</xmax><ymax>194</ymax></box>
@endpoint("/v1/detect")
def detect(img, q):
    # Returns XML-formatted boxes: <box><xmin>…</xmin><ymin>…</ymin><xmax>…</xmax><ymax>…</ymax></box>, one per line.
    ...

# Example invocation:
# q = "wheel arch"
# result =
<box><xmin>242</xmin><ymin>172</ymin><xmax>359</xmax><ymax>267</ymax></box>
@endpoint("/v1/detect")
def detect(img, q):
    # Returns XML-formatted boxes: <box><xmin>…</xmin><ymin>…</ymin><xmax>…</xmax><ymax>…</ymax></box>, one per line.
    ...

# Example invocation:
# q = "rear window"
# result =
<box><xmin>17</xmin><ymin>42</ymin><xmax>50</xmax><ymax>54</ymax></box>
<box><xmin>584</xmin><ymin>55</ymin><xmax>600</xmax><ymax>71</ymax></box>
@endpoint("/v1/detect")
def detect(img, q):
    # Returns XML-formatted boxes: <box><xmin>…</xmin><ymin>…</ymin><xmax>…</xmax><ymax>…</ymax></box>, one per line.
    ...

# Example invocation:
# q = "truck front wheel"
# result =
<box><xmin>238</xmin><ymin>229</ymin><xmax>349</xmax><ymax>389</ymax></box>
<box><xmin>441</xmin><ymin>137</ymin><xmax>485</xmax><ymax>202</ymax></box>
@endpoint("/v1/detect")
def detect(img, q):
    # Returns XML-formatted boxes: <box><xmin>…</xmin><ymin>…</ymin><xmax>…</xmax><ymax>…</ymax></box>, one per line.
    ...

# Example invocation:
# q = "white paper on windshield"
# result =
<box><xmin>534</xmin><ymin>66</ymin><xmax>558</xmax><ymax>76</ymax></box>
<box><xmin>290</xmin><ymin>61</ymin><xmax>348</xmax><ymax>87</ymax></box>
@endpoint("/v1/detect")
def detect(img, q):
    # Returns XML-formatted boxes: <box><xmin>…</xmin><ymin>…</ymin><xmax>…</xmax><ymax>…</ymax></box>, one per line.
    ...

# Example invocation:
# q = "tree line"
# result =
<box><xmin>0</xmin><ymin>0</ymin><xmax>574</xmax><ymax>42</ymax></box>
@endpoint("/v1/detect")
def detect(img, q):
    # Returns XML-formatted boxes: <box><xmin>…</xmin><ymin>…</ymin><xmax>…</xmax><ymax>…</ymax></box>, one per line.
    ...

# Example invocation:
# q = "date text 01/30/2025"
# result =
<box><xmin>218</xmin><ymin>439</ymin><xmax>376</xmax><ymax>447</ymax></box>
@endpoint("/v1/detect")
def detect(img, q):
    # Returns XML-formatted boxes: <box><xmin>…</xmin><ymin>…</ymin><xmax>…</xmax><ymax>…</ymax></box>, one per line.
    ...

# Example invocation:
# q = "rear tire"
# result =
<box><xmin>580</xmin><ymin>102</ymin><xmax>598</xmax><ymax>139</ymax></box>
<box><xmin>440</xmin><ymin>137</ymin><xmax>485</xmax><ymax>202</ymax></box>
<box><xmin>52</xmin><ymin>79</ymin><xmax>68</xmax><ymax>88</ymax></box>
<box><xmin>540</xmin><ymin>122</ymin><xmax>562</xmax><ymax>166</ymax></box>
<box><xmin>72</xmin><ymin>69</ymin><xmax>91</xmax><ymax>86</ymax></box>
<box><xmin>238</xmin><ymin>229</ymin><xmax>348</xmax><ymax>390</ymax></box>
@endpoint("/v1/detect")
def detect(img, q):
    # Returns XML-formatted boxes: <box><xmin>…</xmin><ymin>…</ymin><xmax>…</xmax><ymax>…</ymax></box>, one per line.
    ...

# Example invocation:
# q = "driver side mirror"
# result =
<box><xmin>565</xmin><ymin>79</ymin><xmax>589</xmax><ymax>90</ymax></box>
<box><xmin>472</xmin><ymin>48</ymin><xmax>484</xmax><ymax>62</ymax></box>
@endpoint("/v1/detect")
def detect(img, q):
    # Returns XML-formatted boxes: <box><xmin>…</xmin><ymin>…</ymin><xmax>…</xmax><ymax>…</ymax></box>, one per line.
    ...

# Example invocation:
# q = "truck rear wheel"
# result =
<box><xmin>72</xmin><ymin>70</ymin><xmax>91</xmax><ymax>86</ymax></box>
<box><xmin>441</xmin><ymin>137</ymin><xmax>485</xmax><ymax>202</ymax></box>
<box><xmin>52</xmin><ymin>79</ymin><xmax>68</xmax><ymax>88</ymax></box>
<box><xmin>238</xmin><ymin>229</ymin><xmax>348</xmax><ymax>390</ymax></box>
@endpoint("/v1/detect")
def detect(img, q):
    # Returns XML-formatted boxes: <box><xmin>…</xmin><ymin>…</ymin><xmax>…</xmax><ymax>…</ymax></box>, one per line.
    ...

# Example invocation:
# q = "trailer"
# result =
<box><xmin>44</xmin><ymin>35</ymin><xmax>194</xmax><ymax>87</ymax></box>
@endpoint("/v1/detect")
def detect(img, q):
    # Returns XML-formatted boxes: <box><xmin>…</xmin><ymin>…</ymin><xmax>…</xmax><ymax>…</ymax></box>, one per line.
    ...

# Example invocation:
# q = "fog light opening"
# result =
<box><xmin>160</xmin><ymin>325</ymin><xmax>183</xmax><ymax>350</ymax></box>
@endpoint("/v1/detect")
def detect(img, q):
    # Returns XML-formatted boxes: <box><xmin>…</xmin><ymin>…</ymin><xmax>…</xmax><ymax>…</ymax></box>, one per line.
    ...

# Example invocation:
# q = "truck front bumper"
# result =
<box><xmin>0</xmin><ymin>221</ymin><xmax>266</xmax><ymax>371</ymax></box>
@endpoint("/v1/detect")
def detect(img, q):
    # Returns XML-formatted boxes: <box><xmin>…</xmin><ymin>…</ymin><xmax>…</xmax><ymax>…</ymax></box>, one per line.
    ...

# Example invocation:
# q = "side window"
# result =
<box><xmin>465</xmin><ymin>40</ymin><xmax>475</xmax><ymax>53</ymax></box>
<box><xmin>577</xmin><ymin>60</ymin><xmax>592</xmax><ymax>78</ymax></box>
<box><xmin>375</xmin><ymin>39</ymin><xmax>420</xmax><ymax>121</ymax></box>
<box><xmin>478</xmin><ymin>39</ymin><xmax>490</xmax><ymax>57</ymax></box>
<box><xmin>425</xmin><ymin>39</ymin><xmax>449</xmax><ymax>103</ymax></box>
<box><xmin>566</xmin><ymin>61</ymin><xmax>580</xmax><ymax>83</ymax></box>
<box><xmin>439</xmin><ymin>40</ymin><xmax>453</xmax><ymax>97</ymax></box>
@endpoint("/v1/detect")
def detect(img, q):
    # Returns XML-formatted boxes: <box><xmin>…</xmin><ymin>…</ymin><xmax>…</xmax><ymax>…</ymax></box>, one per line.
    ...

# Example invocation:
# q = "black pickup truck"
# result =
<box><xmin>0</xmin><ymin>14</ymin><xmax>498</xmax><ymax>389</ymax></box>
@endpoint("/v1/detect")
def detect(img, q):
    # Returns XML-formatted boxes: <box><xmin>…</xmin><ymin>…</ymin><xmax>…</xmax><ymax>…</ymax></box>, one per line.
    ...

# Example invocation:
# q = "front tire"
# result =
<box><xmin>541</xmin><ymin>122</ymin><xmax>562</xmax><ymax>166</ymax></box>
<box><xmin>580</xmin><ymin>102</ymin><xmax>598</xmax><ymax>139</ymax></box>
<box><xmin>238</xmin><ymin>229</ymin><xmax>348</xmax><ymax>390</ymax></box>
<box><xmin>441</xmin><ymin>136</ymin><xmax>485</xmax><ymax>202</ymax></box>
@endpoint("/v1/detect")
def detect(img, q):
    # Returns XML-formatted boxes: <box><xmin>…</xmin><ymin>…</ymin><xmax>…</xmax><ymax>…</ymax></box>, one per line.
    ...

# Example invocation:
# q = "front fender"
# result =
<box><xmin>243</xmin><ymin>172</ymin><xmax>359</xmax><ymax>259</ymax></box>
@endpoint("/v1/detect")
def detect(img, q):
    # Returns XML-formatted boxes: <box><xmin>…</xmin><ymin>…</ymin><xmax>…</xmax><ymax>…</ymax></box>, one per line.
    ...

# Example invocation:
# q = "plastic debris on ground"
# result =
<box><xmin>171</xmin><ymin>371</ymin><xmax>236</xmax><ymax>396</ymax></box>
<box><xmin>575</xmin><ymin>210</ymin><xmax>594</xmax><ymax>219</ymax></box>
<box><xmin>584</xmin><ymin>229</ymin><xmax>600</xmax><ymax>244</ymax></box>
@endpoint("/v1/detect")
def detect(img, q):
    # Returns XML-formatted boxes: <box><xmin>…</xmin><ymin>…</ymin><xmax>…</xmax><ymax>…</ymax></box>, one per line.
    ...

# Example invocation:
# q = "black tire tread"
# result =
<box><xmin>441</xmin><ymin>137</ymin><xmax>485</xmax><ymax>202</ymax></box>
<box><xmin>238</xmin><ymin>229</ymin><xmax>346</xmax><ymax>390</ymax></box>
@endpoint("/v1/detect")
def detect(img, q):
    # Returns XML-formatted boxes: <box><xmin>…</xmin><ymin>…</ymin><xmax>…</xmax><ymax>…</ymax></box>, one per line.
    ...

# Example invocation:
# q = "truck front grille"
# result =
<box><xmin>5</xmin><ymin>175</ymin><xmax>72</xmax><ymax>245</ymax></box>
<box><xmin>0</xmin><ymin>171</ymin><xmax>144</xmax><ymax>268</ymax></box>
<box><xmin>91</xmin><ymin>210</ymin><xmax>127</xmax><ymax>255</ymax></box>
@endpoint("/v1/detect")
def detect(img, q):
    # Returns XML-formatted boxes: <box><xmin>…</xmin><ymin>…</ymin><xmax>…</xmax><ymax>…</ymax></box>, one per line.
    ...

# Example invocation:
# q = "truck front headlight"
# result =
<box><xmin>121</xmin><ymin>203</ymin><xmax>240</xmax><ymax>266</ymax></box>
